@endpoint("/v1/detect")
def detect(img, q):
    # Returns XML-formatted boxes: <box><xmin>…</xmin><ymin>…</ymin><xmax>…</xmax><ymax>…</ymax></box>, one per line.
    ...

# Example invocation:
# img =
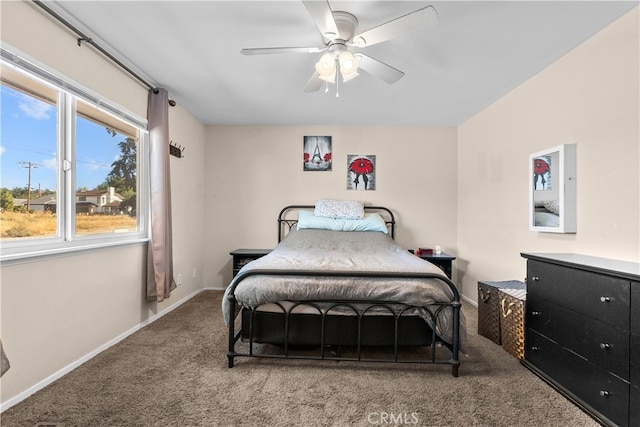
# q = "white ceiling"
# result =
<box><xmin>48</xmin><ymin>1</ymin><xmax>638</xmax><ymax>126</ymax></box>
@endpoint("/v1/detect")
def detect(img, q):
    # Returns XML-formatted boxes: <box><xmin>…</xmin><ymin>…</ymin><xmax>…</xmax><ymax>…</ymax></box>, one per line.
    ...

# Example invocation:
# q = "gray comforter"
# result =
<box><xmin>222</xmin><ymin>228</ymin><xmax>465</xmax><ymax>348</ymax></box>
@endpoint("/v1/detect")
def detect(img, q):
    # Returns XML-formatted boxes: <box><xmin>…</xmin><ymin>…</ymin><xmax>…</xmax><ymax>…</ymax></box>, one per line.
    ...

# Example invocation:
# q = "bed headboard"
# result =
<box><xmin>277</xmin><ymin>205</ymin><xmax>396</xmax><ymax>242</ymax></box>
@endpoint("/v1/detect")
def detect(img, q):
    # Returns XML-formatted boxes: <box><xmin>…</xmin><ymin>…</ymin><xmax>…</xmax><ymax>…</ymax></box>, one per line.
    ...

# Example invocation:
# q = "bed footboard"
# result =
<box><xmin>226</xmin><ymin>269</ymin><xmax>461</xmax><ymax>377</ymax></box>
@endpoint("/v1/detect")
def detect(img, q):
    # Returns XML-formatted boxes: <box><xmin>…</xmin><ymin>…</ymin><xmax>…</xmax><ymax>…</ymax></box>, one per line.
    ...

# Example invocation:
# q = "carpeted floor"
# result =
<box><xmin>1</xmin><ymin>290</ymin><xmax>597</xmax><ymax>427</ymax></box>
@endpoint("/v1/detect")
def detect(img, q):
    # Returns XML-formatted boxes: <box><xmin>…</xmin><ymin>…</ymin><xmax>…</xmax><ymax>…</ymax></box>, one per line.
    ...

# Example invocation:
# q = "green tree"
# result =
<box><xmin>9</xmin><ymin>186</ymin><xmax>54</xmax><ymax>198</ymax></box>
<box><xmin>11</xmin><ymin>186</ymin><xmax>29</xmax><ymax>199</ymax></box>
<box><xmin>1</xmin><ymin>189</ymin><xmax>14</xmax><ymax>210</ymax></box>
<box><xmin>104</xmin><ymin>137</ymin><xmax>137</xmax><ymax>194</ymax></box>
<box><xmin>101</xmin><ymin>136</ymin><xmax>137</xmax><ymax>215</ymax></box>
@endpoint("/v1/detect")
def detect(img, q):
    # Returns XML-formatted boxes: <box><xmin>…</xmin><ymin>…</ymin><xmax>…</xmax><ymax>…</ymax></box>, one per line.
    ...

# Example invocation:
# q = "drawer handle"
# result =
<box><xmin>531</xmin><ymin>346</ymin><xmax>540</xmax><ymax>352</ymax></box>
<box><xmin>599</xmin><ymin>390</ymin><xmax>610</xmax><ymax>397</ymax></box>
<box><xmin>600</xmin><ymin>296</ymin><xmax>611</xmax><ymax>303</ymax></box>
<box><xmin>531</xmin><ymin>311</ymin><xmax>541</xmax><ymax>316</ymax></box>
<box><xmin>531</xmin><ymin>276</ymin><xmax>540</xmax><ymax>282</ymax></box>
<box><xmin>600</xmin><ymin>342</ymin><xmax>611</xmax><ymax>350</ymax></box>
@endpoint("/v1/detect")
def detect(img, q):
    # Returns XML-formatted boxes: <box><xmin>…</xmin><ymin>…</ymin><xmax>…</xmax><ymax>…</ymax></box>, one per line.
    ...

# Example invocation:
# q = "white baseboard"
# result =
<box><xmin>461</xmin><ymin>294</ymin><xmax>478</xmax><ymax>307</ymax></box>
<box><xmin>205</xmin><ymin>285</ymin><xmax>226</xmax><ymax>291</ymax></box>
<box><xmin>0</xmin><ymin>288</ymin><xmax>205</xmax><ymax>413</ymax></box>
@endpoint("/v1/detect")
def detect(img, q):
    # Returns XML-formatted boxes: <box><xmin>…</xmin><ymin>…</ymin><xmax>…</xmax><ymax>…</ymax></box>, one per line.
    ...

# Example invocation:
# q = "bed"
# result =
<box><xmin>223</xmin><ymin>202</ymin><xmax>465</xmax><ymax>376</ymax></box>
<box><xmin>533</xmin><ymin>201</ymin><xmax>560</xmax><ymax>227</ymax></box>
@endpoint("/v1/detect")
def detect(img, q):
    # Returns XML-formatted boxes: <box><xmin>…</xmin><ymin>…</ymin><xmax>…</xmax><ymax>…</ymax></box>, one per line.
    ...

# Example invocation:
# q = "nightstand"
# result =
<box><xmin>410</xmin><ymin>251</ymin><xmax>456</xmax><ymax>279</ymax></box>
<box><xmin>230</xmin><ymin>249</ymin><xmax>271</xmax><ymax>277</ymax></box>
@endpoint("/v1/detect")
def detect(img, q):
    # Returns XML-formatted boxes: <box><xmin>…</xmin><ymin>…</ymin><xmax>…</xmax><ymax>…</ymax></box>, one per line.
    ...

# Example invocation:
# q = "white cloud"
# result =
<box><xmin>41</xmin><ymin>157</ymin><xmax>57</xmax><ymax>170</ymax></box>
<box><xmin>18</xmin><ymin>95</ymin><xmax>53</xmax><ymax>120</ymax></box>
<box><xmin>79</xmin><ymin>157</ymin><xmax>111</xmax><ymax>172</ymax></box>
<box><xmin>0</xmin><ymin>146</ymin><xmax>5</xmax><ymax>156</ymax></box>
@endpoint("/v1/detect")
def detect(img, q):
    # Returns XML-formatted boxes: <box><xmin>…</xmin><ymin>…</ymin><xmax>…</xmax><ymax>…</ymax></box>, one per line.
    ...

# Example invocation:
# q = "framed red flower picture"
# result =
<box><xmin>303</xmin><ymin>136</ymin><xmax>332</xmax><ymax>171</ymax></box>
<box><xmin>528</xmin><ymin>144</ymin><xmax>576</xmax><ymax>233</ymax></box>
<box><xmin>532</xmin><ymin>155</ymin><xmax>552</xmax><ymax>191</ymax></box>
<box><xmin>347</xmin><ymin>155</ymin><xmax>376</xmax><ymax>191</ymax></box>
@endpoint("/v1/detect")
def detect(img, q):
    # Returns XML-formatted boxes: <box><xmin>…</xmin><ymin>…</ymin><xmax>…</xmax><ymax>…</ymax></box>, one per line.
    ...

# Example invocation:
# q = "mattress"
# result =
<box><xmin>223</xmin><ymin>228</ymin><xmax>465</xmax><ymax>348</ymax></box>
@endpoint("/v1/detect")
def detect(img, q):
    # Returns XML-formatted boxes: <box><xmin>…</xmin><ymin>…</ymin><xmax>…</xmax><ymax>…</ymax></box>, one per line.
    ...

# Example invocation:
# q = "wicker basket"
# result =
<box><xmin>477</xmin><ymin>280</ymin><xmax>525</xmax><ymax>345</ymax></box>
<box><xmin>499</xmin><ymin>288</ymin><xmax>527</xmax><ymax>359</ymax></box>
<box><xmin>478</xmin><ymin>282</ymin><xmax>502</xmax><ymax>344</ymax></box>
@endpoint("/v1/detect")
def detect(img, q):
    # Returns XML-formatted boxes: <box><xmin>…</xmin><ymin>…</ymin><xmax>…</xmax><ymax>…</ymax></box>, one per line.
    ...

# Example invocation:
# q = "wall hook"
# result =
<box><xmin>169</xmin><ymin>141</ymin><xmax>185</xmax><ymax>158</ymax></box>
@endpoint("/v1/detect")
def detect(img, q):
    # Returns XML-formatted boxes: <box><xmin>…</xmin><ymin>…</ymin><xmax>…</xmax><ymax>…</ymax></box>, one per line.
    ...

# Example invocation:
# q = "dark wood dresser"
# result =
<box><xmin>520</xmin><ymin>253</ymin><xmax>639</xmax><ymax>427</ymax></box>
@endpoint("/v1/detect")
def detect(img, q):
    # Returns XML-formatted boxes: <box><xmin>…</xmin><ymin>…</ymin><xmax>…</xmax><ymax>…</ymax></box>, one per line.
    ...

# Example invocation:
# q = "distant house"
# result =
<box><xmin>17</xmin><ymin>187</ymin><xmax>126</xmax><ymax>214</ymax></box>
<box><xmin>75</xmin><ymin>187</ymin><xmax>123</xmax><ymax>214</ymax></box>
<box><xmin>27</xmin><ymin>195</ymin><xmax>57</xmax><ymax>213</ymax></box>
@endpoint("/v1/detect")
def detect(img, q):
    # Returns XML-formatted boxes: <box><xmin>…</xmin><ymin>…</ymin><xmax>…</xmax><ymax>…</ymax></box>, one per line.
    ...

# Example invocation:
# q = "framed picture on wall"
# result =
<box><xmin>303</xmin><ymin>136</ymin><xmax>332</xmax><ymax>171</ymax></box>
<box><xmin>529</xmin><ymin>144</ymin><xmax>576</xmax><ymax>233</ymax></box>
<box><xmin>532</xmin><ymin>155</ymin><xmax>552</xmax><ymax>191</ymax></box>
<box><xmin>347</xmin><ymin>155</ymin><xmax>376</xmax><ymax>191</ymax></box>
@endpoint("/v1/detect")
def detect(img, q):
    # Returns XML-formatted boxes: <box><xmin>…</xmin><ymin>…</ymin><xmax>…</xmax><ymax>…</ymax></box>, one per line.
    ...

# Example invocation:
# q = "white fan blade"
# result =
<box><xmin>302</xmin><ymin>0</ymin><xmax>339</xmax><ymax>40</ymax></box>
<box><xmin>352</xmin><ymin>5</ymin><xmax>438</xmax><ymax>48</ymax></box>
<box><xmin>303</xmin><ymin>72</ymin><xmax>324</xmax><ymax>92</ymax></box>
<box><xmin>355</xmin><ymin>54</ymin><xmax>404</xmax><ymax>84</ymax></box>
<box><xmin>241</xmin><ymin>47</ymin><xmax>323</xmax><ymax>55</ymax></box>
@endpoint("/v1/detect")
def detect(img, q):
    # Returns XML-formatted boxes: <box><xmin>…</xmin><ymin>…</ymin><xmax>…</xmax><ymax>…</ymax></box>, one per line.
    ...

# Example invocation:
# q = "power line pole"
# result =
<box><xmin>18</xmin><ymin>161</ymin><xmax>40</xmax><ymax>211</ymax></box>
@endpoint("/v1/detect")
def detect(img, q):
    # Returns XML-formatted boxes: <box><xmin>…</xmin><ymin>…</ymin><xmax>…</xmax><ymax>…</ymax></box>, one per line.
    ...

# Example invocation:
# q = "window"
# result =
<box><xmin>0</xmin><ymin>49</ymin><xmax>148</xmax><ymax>261</ymax></box>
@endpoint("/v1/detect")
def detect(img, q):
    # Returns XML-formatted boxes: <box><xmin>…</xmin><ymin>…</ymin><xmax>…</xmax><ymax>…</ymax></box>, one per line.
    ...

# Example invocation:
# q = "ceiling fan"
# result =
<box><xmin>240</xmin><ymin>1</ymin><xmax>439</xmax><ymax>95</ymax></box>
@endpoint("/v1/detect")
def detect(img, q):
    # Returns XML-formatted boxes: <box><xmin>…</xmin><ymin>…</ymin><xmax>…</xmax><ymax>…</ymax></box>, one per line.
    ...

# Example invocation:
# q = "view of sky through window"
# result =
<box><xmin>1</xmin><ymin>85</ymin><xmax>126</xmax><ymax>192</ymax></box>
<box><xmin>1</xmin><ymin>74</ymin><xmax>140</xmax><ymax>242</ymax></box>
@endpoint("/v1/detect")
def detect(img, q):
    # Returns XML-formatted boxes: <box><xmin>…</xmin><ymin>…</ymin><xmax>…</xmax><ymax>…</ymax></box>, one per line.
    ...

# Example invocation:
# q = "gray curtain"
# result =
<box><xmin>146</xmin><ymin>88</ymin><xmax>176</xmax><ymax>302</ymax></box>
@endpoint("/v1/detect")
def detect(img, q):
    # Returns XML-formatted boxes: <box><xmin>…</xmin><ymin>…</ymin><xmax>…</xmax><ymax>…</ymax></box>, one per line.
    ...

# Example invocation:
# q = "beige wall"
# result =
<box><xmin>456</xmin><ymin>7</ymin><xmax>640</xmax><ymax>300</ymax></box>
<box><xmin>204</xmin><ymin>126</ymin><xmax>458</xmax><ymax>288</ymax></box>
<box><xmin>2</xmin><ymin>0</ymin><xmax>638</xmax><ymax>413</ymax></box>
<box><xmin>1</xmin><ymin>1</ymin><xmax>206</xmax><ymax>407</ymax></box>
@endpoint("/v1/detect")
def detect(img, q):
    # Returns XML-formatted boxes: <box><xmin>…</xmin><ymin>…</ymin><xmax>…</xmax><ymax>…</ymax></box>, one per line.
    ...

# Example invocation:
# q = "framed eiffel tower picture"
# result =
<box><xmin>303</xmin><ymin>136</ymin><xmax>332</xmax><ymax>171</ymax></box>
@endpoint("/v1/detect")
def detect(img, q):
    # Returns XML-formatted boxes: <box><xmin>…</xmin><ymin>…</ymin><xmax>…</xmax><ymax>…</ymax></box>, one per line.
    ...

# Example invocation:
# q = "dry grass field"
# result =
<box><xmin>1</xmin><ymin>210</ymin><xmax>137</xmax><ymax>238</ymax></box>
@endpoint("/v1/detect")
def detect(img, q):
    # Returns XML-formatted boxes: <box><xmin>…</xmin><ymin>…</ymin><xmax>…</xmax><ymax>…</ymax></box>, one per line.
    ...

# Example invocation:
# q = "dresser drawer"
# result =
<box><xmin>527</xmin><ymin>260</ymin><xmax>630</xmax><ymax>328</ymax></box>
<box><xmin>525</xmin><ymin>329</ymin><xmax>630</xmax><ymax>426</ymax></box>
<box><xmin>631</xmin><ymin>384</ymin><xmax>640</xmax><ymax>427</ymax></box>
<box><xmin>632</xmin><ymin>282</ymin><xmax>639</xmax><ymax>334</ymax></box>
<box><xmin>526</xmin><ymin>298</ymin><xmax>629</xmax><ymax>380</ymax></box>
<box><xmin>631</xmin><ymin>333</ymin><xmax>640</xmax><ymax>388</ymax></box>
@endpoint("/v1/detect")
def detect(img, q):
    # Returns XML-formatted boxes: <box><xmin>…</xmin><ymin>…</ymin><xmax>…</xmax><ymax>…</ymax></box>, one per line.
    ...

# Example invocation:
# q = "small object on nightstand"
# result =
<box><xmin>435</xmin><ymin>245</ymin><xmax>442</xmax><ymax>255</ymax></box>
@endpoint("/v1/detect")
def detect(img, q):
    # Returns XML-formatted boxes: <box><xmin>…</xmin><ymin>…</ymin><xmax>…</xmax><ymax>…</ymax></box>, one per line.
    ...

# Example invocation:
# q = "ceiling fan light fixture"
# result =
<box><xmin>315</xmin><ymin>52</ymin><xmax>335</xmax><ymax>75</ymax></box>
<box><xmin>242</xmin><ymin>3</ymin><xmax>438</xmax><ymax>94</ymax></box>
<box><xmin>338</xmin><ymin>51</ymin><xmax>358</xmax><ymax>75</ymax></box>
<box><xmin>341</xmin><ymin>70</ymin><xmax>359</xmax><ymax>83</ymax></box>
<box><xmin>315</xmin><ymin>52</ymin><xmax>336</xmax><ymax>83</ymax></box>
<box><xmin>318</xmin><ymin>70</ymin><xmax>336</xmax><ymax>83</ymax></box>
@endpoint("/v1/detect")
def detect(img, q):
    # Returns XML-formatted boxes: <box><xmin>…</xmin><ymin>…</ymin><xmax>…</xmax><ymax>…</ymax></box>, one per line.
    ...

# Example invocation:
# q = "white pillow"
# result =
<box><xmin>314</xmin><ymin>198</ymin><xmax>364</xmax><ymax>220</ymax></box>
<box><xmin>297</xmin><ymin>210</ymin><xmax>388</xmax><ymax>233</ymax></box>
<box><xmin>543</xmin><ymin>200</ymin><xmax>560</xmax><ymax>215</ymax></box>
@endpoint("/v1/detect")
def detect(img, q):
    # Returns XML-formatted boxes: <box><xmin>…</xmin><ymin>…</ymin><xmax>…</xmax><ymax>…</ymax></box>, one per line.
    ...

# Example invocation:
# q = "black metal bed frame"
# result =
<box><xmin>226</xmin><ymin>205</ymin><xmax>462</xmax><ymax>377</ymax></box>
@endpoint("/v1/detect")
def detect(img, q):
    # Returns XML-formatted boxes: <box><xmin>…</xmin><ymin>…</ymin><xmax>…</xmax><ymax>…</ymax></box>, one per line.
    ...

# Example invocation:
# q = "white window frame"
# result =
<box><xmin>0</xmin><ymin>47</ymin><xmax>149</xmax><ymax>263</ymax></box>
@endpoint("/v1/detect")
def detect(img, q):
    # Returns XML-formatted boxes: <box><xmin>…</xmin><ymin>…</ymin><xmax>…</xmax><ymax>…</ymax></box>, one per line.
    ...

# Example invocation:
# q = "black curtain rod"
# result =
<box><xmin>32</xmin><ymin>0</ymin><xmax>159</xmax><ymax>94</ymax></box>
